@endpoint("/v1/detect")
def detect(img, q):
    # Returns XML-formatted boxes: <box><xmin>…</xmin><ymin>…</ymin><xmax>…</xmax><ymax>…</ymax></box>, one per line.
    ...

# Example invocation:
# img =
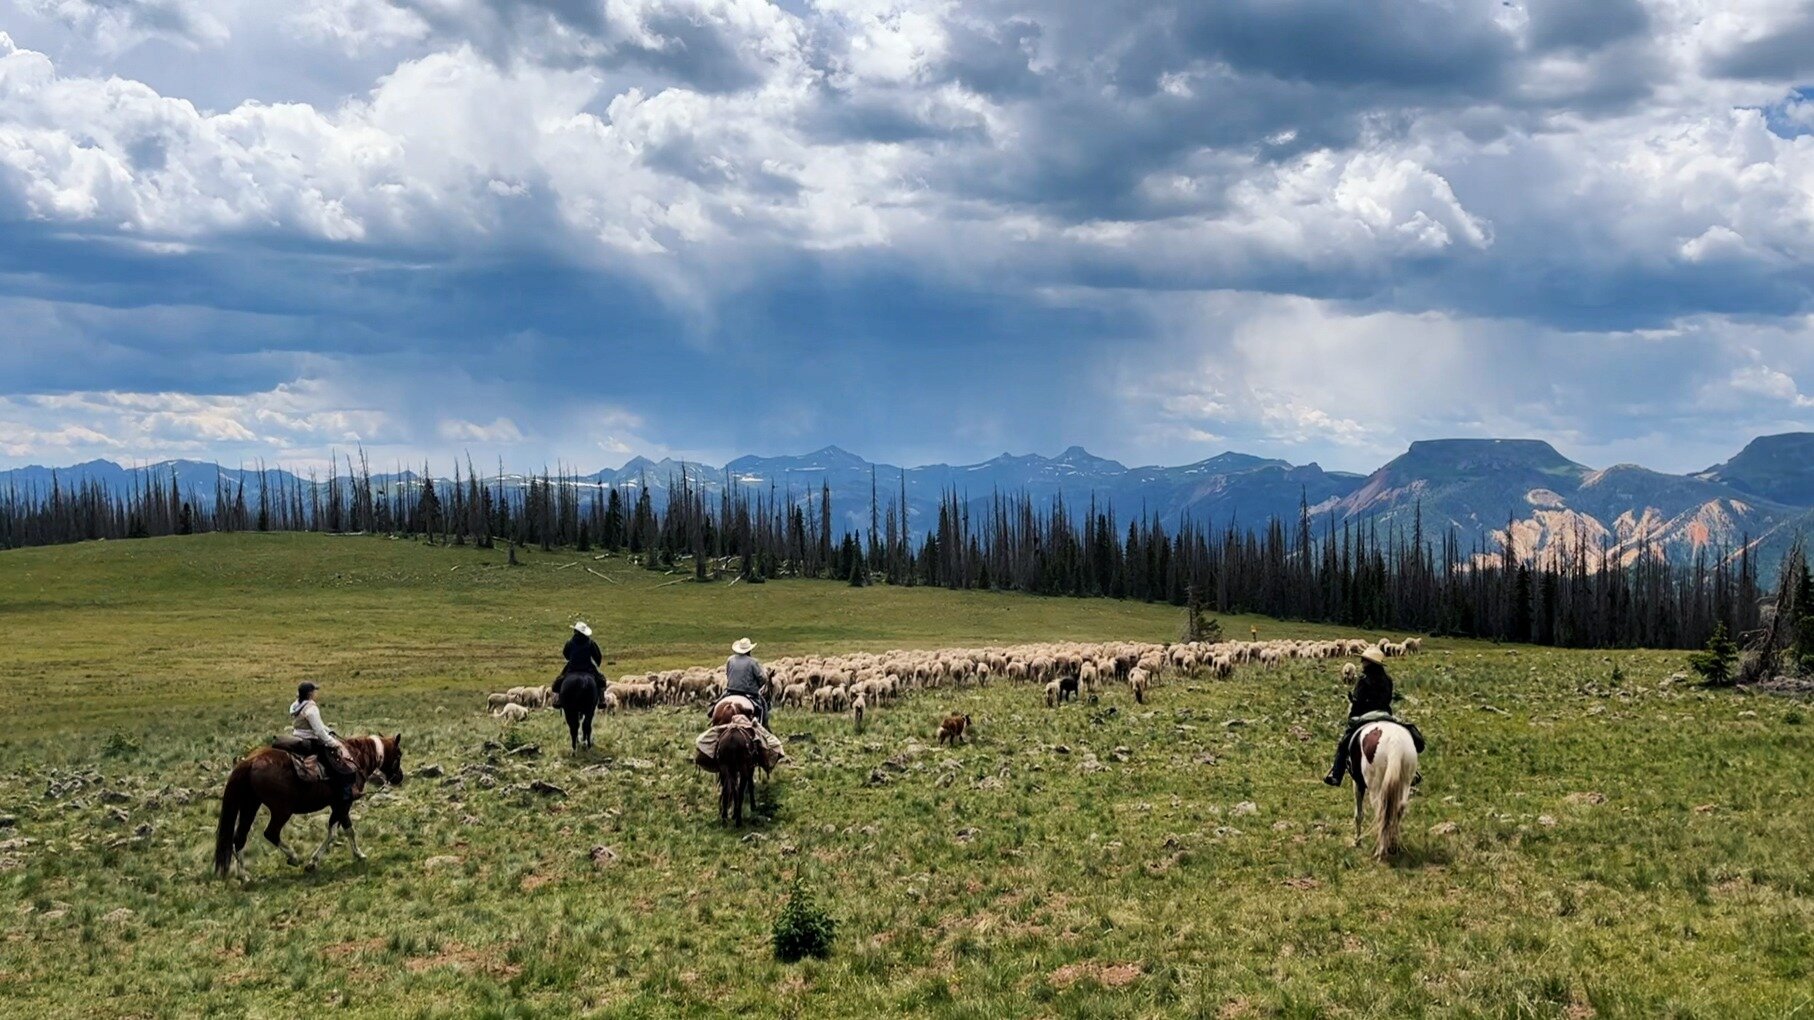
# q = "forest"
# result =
<box><xmin>0</xmin><ymin>456</ymin><xmax>1791</xmax><ymax>652</ymax></box>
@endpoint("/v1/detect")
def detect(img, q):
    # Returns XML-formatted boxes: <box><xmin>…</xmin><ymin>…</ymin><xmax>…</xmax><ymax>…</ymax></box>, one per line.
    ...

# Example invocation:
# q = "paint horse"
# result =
<box><xmin>1347</xmin><ymin>720</ymin><xmax>1418</xmax><ymax>861</ymax></box>
<box><xmin>214</xmin><ymin>734</ymin><xmax>404</xmax><ymax>878</ymax></box>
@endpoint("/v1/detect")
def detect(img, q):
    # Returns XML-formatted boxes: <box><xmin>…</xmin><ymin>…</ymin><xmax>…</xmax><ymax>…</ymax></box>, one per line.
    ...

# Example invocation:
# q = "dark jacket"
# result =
<box><xmin>1348</xmin><ymin>662</ymin><xmax>1395</xmax><ymax>717</ymax></box>
<box><xmin>724</xmin><ymin>653</ymin><xmax>767</xmax><ymax>700</ymax></box>
<box><xmin>563</xmin><ymin>633</ymin><xmax>603</xmax><ymax>677</ymax></box>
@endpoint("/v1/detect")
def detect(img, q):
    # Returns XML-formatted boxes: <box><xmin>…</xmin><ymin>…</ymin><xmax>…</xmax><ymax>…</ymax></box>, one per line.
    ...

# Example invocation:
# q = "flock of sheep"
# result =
<box><xmin>483</xmin><ymin>635</ymin><xmax>1424</xmax><ymax>726</ymax></box>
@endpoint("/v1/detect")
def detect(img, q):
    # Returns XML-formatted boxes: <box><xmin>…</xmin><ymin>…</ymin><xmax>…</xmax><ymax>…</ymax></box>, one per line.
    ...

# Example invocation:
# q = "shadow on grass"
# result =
<box><xmin>216</xmin><ymin>853</ymin><xmax>379</xmax><ymax>891</ymax></box>
<box><xmin>1387</xmin><ymin>841</ymin><xmax>1453</xmax><ymax>869</ymax></box>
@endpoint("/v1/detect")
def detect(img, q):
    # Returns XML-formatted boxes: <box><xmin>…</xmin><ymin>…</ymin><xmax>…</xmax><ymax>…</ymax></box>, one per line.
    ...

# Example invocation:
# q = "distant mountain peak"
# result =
<box><xmin>1698</xmin><ymin>431</ymin><xmax>1814</xmax><ymax>506</ymax></box>
<box><xmin>1053</xmin><ymin>446</ymin><xmax>1127</xmax><ymax>471</ymax></box>
<box><xmin>1395</xmin><ymin>438</ymin><xmax>1586</xmax><ymax>475</ymax></box>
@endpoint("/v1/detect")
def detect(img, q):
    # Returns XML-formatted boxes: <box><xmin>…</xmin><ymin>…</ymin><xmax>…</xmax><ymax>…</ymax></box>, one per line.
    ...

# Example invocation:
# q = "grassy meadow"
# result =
<box><xmin>0</xmin><ymin>534</ymin><xmax>1810</xmax><ymax>1018</ymax></box>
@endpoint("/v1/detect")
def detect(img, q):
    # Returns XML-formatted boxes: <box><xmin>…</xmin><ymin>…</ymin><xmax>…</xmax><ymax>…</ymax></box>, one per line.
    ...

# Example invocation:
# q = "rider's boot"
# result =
<box><xmin>1323</xmin><ymin>746</ymin><xmax>1347</xmax><ymax>787</ymax></box>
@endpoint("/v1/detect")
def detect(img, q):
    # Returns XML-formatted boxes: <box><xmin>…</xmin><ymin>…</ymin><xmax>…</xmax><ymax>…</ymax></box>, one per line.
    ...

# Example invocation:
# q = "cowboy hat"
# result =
<box><xmin>731</xmin><ymin>637</ymin><xmax>756</xmax><ymax>655</ymax></box>
<box><xmin>1360</xmin><ymin>646</ymin><xmax>1386</xmax><ymax>665</ymax></box>
<box><xmin>573</xmin><ymin>621</ymin><xmax>593</xmax><ymax>637</ymax></box>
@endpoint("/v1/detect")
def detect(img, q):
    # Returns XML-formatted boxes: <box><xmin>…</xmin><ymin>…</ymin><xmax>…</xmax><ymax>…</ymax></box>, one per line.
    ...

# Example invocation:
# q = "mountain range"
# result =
<box><xmin>7</xmin><ymin>434</ymin><xmax>1813</xmax><ymax>573</ymax></box>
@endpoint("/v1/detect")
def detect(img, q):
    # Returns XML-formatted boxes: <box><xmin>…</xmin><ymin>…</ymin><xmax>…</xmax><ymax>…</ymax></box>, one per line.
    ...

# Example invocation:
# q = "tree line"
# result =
<box><xmin>0</xmin><ymin>458</ymin><xmax>1784</xmax><ymax>651</ymax></box>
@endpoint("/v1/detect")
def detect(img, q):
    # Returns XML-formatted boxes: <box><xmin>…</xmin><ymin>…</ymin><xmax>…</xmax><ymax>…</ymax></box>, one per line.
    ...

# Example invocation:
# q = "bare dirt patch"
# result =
<box><xmin>1048</xmin><ymin>962</ymin><xmax>1142</xmax><ymax>990</ymax></box>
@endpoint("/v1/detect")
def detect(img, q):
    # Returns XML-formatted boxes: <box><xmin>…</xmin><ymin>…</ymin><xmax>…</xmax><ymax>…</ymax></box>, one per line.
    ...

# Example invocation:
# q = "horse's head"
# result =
<box><xmin>381</xmin><ymin>733</ymin><xmax>405</xmax><ymax>787</ymax></box>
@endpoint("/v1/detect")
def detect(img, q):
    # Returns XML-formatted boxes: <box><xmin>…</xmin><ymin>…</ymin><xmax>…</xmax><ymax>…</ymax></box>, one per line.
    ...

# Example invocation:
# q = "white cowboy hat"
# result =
<box><xmin>573</xmin><ymin>621</ymin><xmax>593</xmax><ymax>637</ymax></box>
<box><xmin>1360</xmin><ymin>646</ymin><xmax>1385</xmax><ymax>665</ymax></box>
<box><xmin>731</xmin><ymin>637</ymin><xmax>756</xmax><ymax>655</ymax></box>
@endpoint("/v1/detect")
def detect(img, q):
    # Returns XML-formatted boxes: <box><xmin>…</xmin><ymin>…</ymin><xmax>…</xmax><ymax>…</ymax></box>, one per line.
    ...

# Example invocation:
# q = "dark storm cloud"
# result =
<box><xmin>1706</xmin><ymin>6</ymin><xmax>1814</xmax><ymax>80</ymax></box>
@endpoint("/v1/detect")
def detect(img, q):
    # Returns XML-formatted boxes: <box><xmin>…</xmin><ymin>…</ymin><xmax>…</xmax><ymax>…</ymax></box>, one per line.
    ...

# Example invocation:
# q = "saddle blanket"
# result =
<box><xmin>695</xmin><ymin>717</ymin><xmax>785</xmax><ymax>771</ymax></box>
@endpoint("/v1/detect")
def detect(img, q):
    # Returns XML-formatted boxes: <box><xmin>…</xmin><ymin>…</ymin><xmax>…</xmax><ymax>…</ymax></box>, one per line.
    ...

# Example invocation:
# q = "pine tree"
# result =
<box><xmin>1687</xmin><ymin>622</ymin><xmax>1739</xmax><ymax>687</ymax></box>
<box><xmin>416</xmin><ymin>470</ymin><xmax>442</xmax><ymax>541</ymax></box>
<box><xmin>1793</xmin><ymin>562</ymin><xmax>1814</xmax><ymax>674</ymax></box>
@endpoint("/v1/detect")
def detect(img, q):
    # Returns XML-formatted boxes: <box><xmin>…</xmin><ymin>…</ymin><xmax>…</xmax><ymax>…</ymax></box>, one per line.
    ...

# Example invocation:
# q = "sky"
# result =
<box><xmin>2</xmin><ymin>0</ymin><xmax>1813</xmax><ymax>476</ymax></box>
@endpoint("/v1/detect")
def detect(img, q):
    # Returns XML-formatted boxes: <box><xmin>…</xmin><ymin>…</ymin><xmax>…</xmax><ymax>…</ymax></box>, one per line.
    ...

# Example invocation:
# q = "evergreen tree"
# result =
<box><xmin>1687</xmin><ymin>622</ymin><xmax>1739</xmax><ymax>687</ymax></box>
<box><xmin>1793</xmin><ymin>562</ymin><xmax>1814</xmax><ymax>674</ymax></box>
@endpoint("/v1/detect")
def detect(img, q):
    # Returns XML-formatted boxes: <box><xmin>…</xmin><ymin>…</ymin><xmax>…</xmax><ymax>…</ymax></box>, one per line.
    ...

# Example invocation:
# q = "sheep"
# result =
<box><xmin>612</xmin><ymin>682</ymin><xmax>656</xmax><ymax>708</ymax></box>
<box><xmin>487</xmin><ymin>693</ymin><xmax>510</xmax><ymax>711</ymax></box>
<box><xmin>493</xmin><ymin>703</ymin><xmax>530</xmax><ymax>723</ymax></box>
<box><xmin>782</xmin><ymin>682</ymin><xmax>809</xmax><ymax>708</ymax></box>
<box><xmin>937</xmin><ymin>713</ymin><xmax>972</xmax><ymax>746</ymax></box>
<box><xmin>600</xmin><ymin>690</ymin><xmax>619</xmax><ymax>714</ymax></box>
<box><xmin>852</xmin><ymin>693</ymin><xmax>866</xmax><ymax>732</ymax></box>
<box><xmin>1044</xmin><ymin>679</ymin><xmax>1061</xmax><ymax>708</ymax></box>
<box><xmin>1342</xmin><ymin>662</ymin><xmax>1359</xmax><ymax>682</ymax></box>
<box><xmin>1129</xmin><ymin>667</ymin><xmax>1150</xmax><ymax>704</ymax></box>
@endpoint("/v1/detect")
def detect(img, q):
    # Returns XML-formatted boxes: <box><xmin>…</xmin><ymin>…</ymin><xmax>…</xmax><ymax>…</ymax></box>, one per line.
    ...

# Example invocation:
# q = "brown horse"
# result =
<box><xmin>709</xmin><ymin>694</ymin><xmax>759</xmax><ymax>727</ymax></box>
<box><xmin>714</xmin><ymin>723</ymin><xmax>759</xmax><ymax>826</ymax></box>
<box><xmin>213</xmin><ymin>734</ymin><xmax>405</xmax><ymax>878</ymax></box>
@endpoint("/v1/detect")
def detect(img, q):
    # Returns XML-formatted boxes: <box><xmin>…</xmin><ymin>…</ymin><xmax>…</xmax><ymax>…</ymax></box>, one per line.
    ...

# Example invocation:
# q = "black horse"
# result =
<box><xmin>554</xmin><ymin>672</ymin><xmax>604</xmax><ymax>751</ymax></box>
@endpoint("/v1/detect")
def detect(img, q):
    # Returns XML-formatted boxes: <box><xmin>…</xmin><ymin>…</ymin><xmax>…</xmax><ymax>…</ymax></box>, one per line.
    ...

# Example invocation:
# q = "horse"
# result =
<box><xmin>1349</xmin><ymin>721</ymin><xmax>1418</xmax><ymax>861</ymax></box>
<box><xmin>709</xmin><ymin>693</ymin><xmax>760</xmax><ymax>727</ymax></box>
<box><xmin>213</xmin><ymin>734</ymin><xmax>404</xmax><ymax>878</ymax></box>
<box><xmin>556</xmin><ymin>672</ymin><xmax>603</xmax><ymax>751</ymax></box>
<box><xmin>713</xmin><ymin>722</ymin><xmax>759</xmax><ymax>826</ymax></box>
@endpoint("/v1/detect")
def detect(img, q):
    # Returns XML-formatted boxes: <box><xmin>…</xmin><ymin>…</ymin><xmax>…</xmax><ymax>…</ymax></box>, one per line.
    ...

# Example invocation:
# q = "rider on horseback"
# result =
<box><xmin>1323</xmin><ymin>647</ymin><xmax>1426</xmax><ymax>787</ymax></box>
<box><xmin>288</xmin><ymin>682</ymin><xmax>358</xmax><ymax>808</ymax></box>
<box><xmin>716</xmin><ymin>637</ymin><xmax>770</xmax><ymax>729</ymax></box>
<box><xmin>554</xmin><ymin>621</ymin><xmax>606</xmax><ymax>707</ymax></box>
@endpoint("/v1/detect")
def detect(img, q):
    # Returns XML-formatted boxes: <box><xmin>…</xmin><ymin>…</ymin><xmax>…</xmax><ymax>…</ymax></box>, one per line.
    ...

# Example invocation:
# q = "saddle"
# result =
<box><xmin>269</xmin><ymin>735</ymin><xmax>359</xmax><ymax>790</ymax></box>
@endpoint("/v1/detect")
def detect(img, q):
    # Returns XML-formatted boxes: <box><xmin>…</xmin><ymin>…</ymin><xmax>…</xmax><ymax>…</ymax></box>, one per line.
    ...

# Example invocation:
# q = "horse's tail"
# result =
<box><xmin>214</xmin><ymin>762</ymin><xmax>250</xmax><ymax>877</ymax></box>
<box><xmin>1370</xmin><ymin>727</ymin><xmax>1417</xmax><ymax>859</ymax></box>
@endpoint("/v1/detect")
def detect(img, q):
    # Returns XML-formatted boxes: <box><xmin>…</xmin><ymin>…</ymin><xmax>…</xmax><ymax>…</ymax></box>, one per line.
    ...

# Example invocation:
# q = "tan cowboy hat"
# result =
<box><xmin>573</xmin><ymin>621</ymin><xmax>593</xmax><ymax>637</ymax></box>
<box><xmin>731</xmin><ymin>637</ymin><xmax>756</xmax><ymax>655</ymax></box>
<box><xmin>1360</xmin><ymin>646</ymin><xmax>1386</xmax><ymax>665</ymax></box>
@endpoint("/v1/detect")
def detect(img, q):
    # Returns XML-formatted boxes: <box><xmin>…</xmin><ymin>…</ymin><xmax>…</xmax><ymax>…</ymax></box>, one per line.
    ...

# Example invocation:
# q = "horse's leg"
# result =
<box><xmin>233</xmin><ymin>798</ymin><xmax>260</xmax><ymax>876</ymax></box>
<box><xmin>307</xmin><ymin>811</ymin><xmax>341</xmax><ymax>870</ymax></box>
<box><xmin>733</xmin><ymin>763</ymin><xmax>745</xmax><ymax>826</ymax></box>
<box><xmin>263</xmin><ymin>811</ymin><xmax>300</xmax><ymax>866</ymax></box>
<box><xmin>345</xmin><ymin>817</ymin><xmax>366</xmax><ymax>862</ymax></box>
<box><xmin>745</xmin><ymin>763</ymin><xmax>759</xmax><ymax>821</ymax></box>
<box><xmin>718</xmin><ymin>769</ymin><xmax>731</xmax><ymax>825</ymax></box>
<box><xmin>1352</xmin><ymin>778</ymin><xmax>1366</xmax><ymax>847</ymax></box>
<box><xmin>582</xmin><ymin>708</ymin><xmax>594</xmax><ymax>750</ymax></box>
<box><xmin>567</xmin><ymin>711</ymin><xmax>579</xmax><ymax>752</ymax></box>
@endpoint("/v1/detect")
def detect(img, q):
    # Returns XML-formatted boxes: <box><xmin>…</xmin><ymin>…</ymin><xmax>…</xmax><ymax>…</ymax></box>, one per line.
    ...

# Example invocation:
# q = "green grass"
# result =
<box><xmin>1</xmin><ymin>533</ymin><xmax>1810</xmax><ymax>1018</ymax></box>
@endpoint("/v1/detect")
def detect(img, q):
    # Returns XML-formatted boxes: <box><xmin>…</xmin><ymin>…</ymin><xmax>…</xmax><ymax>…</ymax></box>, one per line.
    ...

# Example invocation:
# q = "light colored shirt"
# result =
<box><xmin>289</xmin><ymin>700</ymin><xmax>336</xmax><ymax>744</ymax></box>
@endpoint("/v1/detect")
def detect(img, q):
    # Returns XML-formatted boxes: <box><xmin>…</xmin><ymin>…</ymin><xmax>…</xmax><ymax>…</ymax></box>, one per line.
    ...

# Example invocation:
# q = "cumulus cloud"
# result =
<box><xmin>0</xmin><ymin>380</ymin><xmax>393</xmax><ymax>465</ymax></box>
<box><xmin>2</xmin><ymin>0</ymin><xmax>1814</xmax><ymax>471</ymax></box>
<box><xmin>20</xmin><ymin>0</ymin><xmax>230</xmax><ymax>53</ymax></box>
